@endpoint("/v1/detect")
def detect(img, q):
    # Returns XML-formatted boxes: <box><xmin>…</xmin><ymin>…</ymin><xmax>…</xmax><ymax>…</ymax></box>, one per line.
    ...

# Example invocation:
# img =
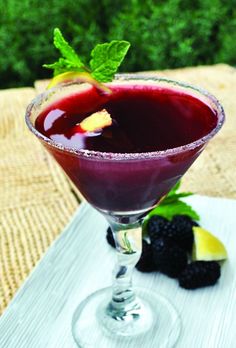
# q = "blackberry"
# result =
<box><xmin>147</xmin><ymin>215</ymin><xmax>169</xmax><ymax>241</ymax></box>
<box><xmin>152</xmin><ymin>237</ymin><xmax>188</xmax><ymax>278</ymax></box>
<box><xmin>168</xmin><ymin>222</ymin><xmax>194</xmax><ymax>253</ymax></box>
<box><xmin>172</xmin><ymin>214</ymin><xmax>199</xmax><ymax>228</ymax></box>
<box><xmin>171</xmin><ymin>215</ymin><xmax>199</xmax><ymax>252</ymax></box>
<box><xmin>178</xmin><ymin>261</ymin><xmax>221</xmax><ymax>289</ymax></box>
<box><xmin>147</xmin><ymin>215</ymin><xmax>195</xmax><ymax>252</ymax></box>
<box><xmin>151</xmin><ymin>215</ymin><xmax>194</xmax><ymax>252</ymax></box>
<box><xmin>106</xmin><ymin>227</ymin><xmax>116</xmax><ymax>248</ymax></box>
<box><xmin>136</xmin><ymin>240</ymin><xmax>156</xmax><ymax>272</ymax></box>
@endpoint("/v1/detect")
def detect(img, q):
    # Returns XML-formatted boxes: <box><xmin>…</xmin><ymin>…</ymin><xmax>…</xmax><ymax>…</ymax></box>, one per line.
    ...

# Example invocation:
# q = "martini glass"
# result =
<box><xmin>25</xmin><ymin>75</ymin><xmax>224</xmax><ymax>348</ymax></box>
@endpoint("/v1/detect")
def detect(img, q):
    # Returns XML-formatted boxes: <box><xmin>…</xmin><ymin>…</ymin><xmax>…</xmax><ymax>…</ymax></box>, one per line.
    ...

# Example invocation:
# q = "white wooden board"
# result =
<box><xmin>0</xmin><ymin>195</ymin><xmax>235</xmax><ymax>348</ymax></box>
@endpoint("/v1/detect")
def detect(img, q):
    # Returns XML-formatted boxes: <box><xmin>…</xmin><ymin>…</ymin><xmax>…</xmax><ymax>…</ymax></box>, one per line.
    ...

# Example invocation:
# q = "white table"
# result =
<box><xmin>0</xmin><ymin>196</ymin><xmax>235</xmax><ymax>348</ymax></box>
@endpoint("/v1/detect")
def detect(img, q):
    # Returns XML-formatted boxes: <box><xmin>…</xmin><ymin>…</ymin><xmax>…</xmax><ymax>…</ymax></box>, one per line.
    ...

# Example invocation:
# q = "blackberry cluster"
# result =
<box><xmin>148</xmin><ymin>215</ymin><xmax>169</xmax><ymax>241</ymax></box>
<box><xmin>136</xmin><ymin>240</ymin><xmax>156</xmax><ymax>273</ymax></box>
<box><xmin>148</xmin><ymin>214</ymin><xmax>197</xmax><ymax>252</ymax></box>
<box><xmin>179</xmin><ymin>261</ymin><xmax>221</xmax><ymax>289</ymax></box>
<box><xmin>105</xmin><ymin>215</ymin><xmax>222</xmax><ymax>290</ymax></box>
<box><xmin>106</xmin><ymin>227</ymin><xmax>116</xmax><ymax>248</ymax></box>
<box><xmin>152</xmin><ymin>237</ymin><xmax>187</xmax><ymax>278</ymax></box>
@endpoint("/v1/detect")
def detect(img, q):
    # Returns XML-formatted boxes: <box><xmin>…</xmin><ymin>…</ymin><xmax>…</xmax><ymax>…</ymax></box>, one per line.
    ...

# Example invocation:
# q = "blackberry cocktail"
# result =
<box><xmin>35</xmin><ymin>79</ymin><xmax>217</xmax><ymax>215</ymax></box>
<box><xmin>26</xmin><ymin>75</ymin><xmax>224</xmax><ymax>348</ymax></box>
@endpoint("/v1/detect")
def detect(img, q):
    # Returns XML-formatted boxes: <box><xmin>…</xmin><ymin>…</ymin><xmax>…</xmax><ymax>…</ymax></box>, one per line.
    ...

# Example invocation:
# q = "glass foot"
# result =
<box><xmin>72</xmin><ymin>287</ymin><xmax>181</xmax><ymax>348</ymax></box>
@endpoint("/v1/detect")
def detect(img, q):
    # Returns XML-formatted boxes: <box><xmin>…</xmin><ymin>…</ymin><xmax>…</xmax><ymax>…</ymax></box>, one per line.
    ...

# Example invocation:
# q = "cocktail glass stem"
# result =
<box><xmin>106</xmin><ymin>220</ymin><xmax>142</xmax><ymax>321</ymax></box>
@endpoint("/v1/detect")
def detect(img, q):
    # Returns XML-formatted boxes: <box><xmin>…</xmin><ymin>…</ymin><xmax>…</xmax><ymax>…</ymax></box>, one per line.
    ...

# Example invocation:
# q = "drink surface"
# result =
<box><xmin>34</xmin><ymin>82</ymin><xmax>218</xmax><ymax>214</ymax></box>
<box><xmin>35</xmin><ymin>83</ymin><xmax>217</xmax><ymax>153</ymax></box>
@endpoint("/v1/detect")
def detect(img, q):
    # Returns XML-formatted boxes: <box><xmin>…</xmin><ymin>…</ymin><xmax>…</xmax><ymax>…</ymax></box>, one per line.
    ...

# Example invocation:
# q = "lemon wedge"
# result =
<box><xmin>80</xmin><ymin>109</ymin><xmax>112</xmax><ymax>132</ymax></box>
<box><xmin>193</xmin><ymin>226</ymin><xmax>227</xmax><ymax>261</ymax></box>
<box><xmin>47</xmin><ymin>71</ymin><xmax>112</xmax><ymax>94</ymax></box>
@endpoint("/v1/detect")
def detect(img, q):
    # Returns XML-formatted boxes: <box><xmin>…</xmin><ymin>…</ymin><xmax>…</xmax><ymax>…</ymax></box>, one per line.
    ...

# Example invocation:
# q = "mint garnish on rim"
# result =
<box><xmin>43</xmin><ymin>28</ymin><xmax>130</xmax><ymax>83</ymax></box>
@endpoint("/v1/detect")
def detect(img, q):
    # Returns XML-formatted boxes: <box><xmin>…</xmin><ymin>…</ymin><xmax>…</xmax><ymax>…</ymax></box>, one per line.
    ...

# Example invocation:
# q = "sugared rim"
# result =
<box><xmin>25</xmin><ymin>74</ymin><xmax>225</xmax><ymax>161</ymax></box>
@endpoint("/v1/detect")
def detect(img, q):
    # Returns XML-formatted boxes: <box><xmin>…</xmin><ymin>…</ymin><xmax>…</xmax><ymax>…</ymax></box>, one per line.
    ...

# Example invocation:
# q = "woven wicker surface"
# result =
<box><xmin>0</xmin><ymin>64</ymin><xmax>236</xmax><ymax>314</ymax></box>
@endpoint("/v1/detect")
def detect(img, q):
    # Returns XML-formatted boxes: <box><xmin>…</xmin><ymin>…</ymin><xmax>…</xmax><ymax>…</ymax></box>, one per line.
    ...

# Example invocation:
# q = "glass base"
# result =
<box><xmin>72</xmin><ymin>287</ymin><xmax>181</xmax><ymax>348</ymax></box>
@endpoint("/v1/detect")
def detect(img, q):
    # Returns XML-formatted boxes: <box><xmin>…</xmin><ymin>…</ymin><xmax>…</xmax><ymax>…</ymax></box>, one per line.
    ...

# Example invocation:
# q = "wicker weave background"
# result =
<box><xmin>0</xmin><ymin>64</ymin><xmax>236</xmax><ymax>314</ymax></box>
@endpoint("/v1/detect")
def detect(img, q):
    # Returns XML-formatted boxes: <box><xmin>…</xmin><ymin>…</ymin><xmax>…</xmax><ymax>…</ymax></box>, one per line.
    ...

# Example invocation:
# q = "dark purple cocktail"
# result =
<box><xmin>34</xmin><ymin>79</ymin><xmax>218</xmax><ymax>215</ymax></box>
<box><xmin>26</xmin><ymin>75</ymin><xmax>224</xmax><ymax>348</ymax></box>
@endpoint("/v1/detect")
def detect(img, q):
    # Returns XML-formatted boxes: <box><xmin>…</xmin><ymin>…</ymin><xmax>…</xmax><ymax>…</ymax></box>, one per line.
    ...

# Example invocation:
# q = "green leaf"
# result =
<box><xmin>90</xmin><ymin>40</ymin><xmax>130</xmax><ymax>82</ymax></box>
<box><xmin>166</xmin><ymin>180</ymin><xmax>181</xmax><ymax>196</ymax></box>
<box><xmin>53</xmin><ymin>28</ymin><xmax>84</xmax><ymax>68</ymax></box>
<box><xmin>44</xmin><ymin>28</ymin><xmax>87</xmax><ymax>76</ymax></box>
<box><xmin>161</xmin><ymin>192</ymin><xmax>194</xmax><ymax>205</ymax></box>
<box><xmin>43</xmin><ymin>58</ymin><xmax>84</xmax><ymax>76</ymax></box>
<box><xmin>148</xmin><ymin>200</ymin><xmax>200</xmax><ymax>221</ymax></box>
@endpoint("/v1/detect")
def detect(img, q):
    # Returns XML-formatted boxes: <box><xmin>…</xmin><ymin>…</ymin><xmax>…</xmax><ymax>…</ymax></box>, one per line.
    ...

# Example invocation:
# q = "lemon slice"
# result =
<box><xmin>47</xmin><ymin>71</ymin><xmax>112</xmax><ymax>94</ymax></box>
<box><xmin>193</xmin><ymin>226</ymin><xmax>227</xmax><ymax>261</ymax></box>
<box><xmin>80</xmin><ymin>109</ymin><xmax>112</xmax><ymax>132</ymax></box>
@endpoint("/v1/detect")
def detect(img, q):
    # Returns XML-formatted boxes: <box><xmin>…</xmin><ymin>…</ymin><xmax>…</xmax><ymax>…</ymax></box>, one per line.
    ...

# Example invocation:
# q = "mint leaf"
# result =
<box><xmin>43</xmin><ymin>58</ymin><xmax>84</xmax><ymax>76</ymax></box>
<box><xmin>90</xmin><ymin>40</ymin><xmax>130</xmax><ymax>82</ymax></box>
<box><xmin>43</xmin><ymin>28</ymin><xmax>86</xmax><ymax>76</ymax></box>
<box><xmin>146</xmin><ymin>200</ymin><xmax>200</xmax><ymax>221</ymax></box>
<box><xmin>161</xmin><ymin>192</ymin><xmax>193</xmax><ymax>205</ymax></box>
<box><xmin>167</xmin><ymin>180</ymin><xmax>181</xmax><ymax>196</ymax></box>
<box><xmin>53</xmin><ymin>28</ymin><xmax>85</xmax><ymax>68</ymax></box>
<box><xmin>162</xmin><ymin>180</ymin><xmax>193</xmax><ymax>203</ymax></box>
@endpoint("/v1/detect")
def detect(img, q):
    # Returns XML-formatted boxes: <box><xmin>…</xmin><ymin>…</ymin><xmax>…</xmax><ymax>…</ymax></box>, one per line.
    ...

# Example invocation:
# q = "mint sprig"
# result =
<box><xmin>43</xmin><ymin>28</ymin><xmax>130</xmax><ymax>82</ymax></box>
<box><xmin>90</xmin><ymin>41</ymin><xmax>130</xmax><ymax>82</ymax></box>
<box><xmin>142</xmin><ymin>180</ymin><xmax>200</xmax><ymax>235</ymax></box>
